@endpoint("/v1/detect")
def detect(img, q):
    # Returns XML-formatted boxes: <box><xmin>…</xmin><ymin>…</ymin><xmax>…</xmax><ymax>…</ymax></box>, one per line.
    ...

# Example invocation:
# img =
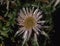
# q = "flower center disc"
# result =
<box><xmin>24</xmin><ymin>16</ymin><xmax>36</xmax><ymax>29</ymax></box>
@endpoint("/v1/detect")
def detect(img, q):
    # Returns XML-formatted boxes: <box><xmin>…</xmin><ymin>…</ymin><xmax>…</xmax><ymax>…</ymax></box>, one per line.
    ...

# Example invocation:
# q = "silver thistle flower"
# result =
<box><xmin>15</xmin><ymin>7</ymin><xmax>48</xmax><ymax>45</ymax></box>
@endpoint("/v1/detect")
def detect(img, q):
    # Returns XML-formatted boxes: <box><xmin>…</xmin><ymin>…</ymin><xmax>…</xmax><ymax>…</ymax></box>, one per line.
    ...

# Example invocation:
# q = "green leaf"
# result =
<box><xmin>0</xmin><ymin>37</ymin><xmax>3</xmax><ymax>40</ymax></box>
<box><xmin>0</xmin><ymin>31</ymin><xmax>8</xmax><ymax>38</ymax></box>
<box><xmin>41</xmin><ymin>31</ymin><xmax>49</xmax><ymax>39</ymax></box>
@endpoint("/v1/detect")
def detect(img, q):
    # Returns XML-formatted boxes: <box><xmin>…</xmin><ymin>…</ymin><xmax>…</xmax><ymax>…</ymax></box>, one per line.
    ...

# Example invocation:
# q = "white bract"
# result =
<box><xmin>54</xmin><ymin>0</ymin><xmax>60</xmax><ymax>7</ymax></box>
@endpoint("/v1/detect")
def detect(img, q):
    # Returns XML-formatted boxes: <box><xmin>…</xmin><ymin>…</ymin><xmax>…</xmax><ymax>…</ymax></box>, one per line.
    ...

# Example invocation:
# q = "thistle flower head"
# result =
<box><xmin>15</xmin><ymin>7</ymin><xmax>47</xmax><ymax>44</ymax></box>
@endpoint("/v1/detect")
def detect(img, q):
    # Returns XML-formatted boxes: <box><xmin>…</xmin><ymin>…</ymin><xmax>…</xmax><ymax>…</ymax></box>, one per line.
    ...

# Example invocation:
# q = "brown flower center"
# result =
<box><xmin>24</xmin><ymin>16</ymin><xmax>36</xmax><ymax>29</ymax></box>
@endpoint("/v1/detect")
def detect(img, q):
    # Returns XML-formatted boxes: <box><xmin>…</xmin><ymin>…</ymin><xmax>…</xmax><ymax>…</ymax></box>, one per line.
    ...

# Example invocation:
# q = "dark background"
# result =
<box><xmin>52</xmin><ymin>7</ymin><xmax>60</xmax><ymax>46</ymax></box>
